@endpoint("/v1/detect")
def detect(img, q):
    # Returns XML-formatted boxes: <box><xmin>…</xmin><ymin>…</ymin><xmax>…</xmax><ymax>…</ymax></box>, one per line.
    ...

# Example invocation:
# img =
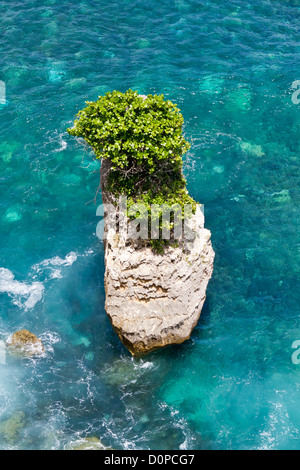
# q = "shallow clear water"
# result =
<box><xmin>0</xmin><ymin>0</ymin><xmax>300</xmax><ymax>450</ymax></box>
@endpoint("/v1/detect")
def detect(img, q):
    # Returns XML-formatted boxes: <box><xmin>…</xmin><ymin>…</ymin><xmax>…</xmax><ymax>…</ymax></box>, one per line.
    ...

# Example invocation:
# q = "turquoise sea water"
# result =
<box><xmin>0</xmin><ymin>0</ymin><xmax>300</xmax><ymax>450</ymax></box>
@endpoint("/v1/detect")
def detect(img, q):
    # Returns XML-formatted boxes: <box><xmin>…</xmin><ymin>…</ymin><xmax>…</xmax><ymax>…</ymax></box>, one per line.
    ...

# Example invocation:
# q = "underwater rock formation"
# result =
<box><xmin>70</xmin><ymin>437</ymin><xmax>109</xmax><ymax>451</ymax></box>
<box><xmin>101</xmin><ymin>160</ymin><xmax>215</xmax><ymax>356</ymax></box>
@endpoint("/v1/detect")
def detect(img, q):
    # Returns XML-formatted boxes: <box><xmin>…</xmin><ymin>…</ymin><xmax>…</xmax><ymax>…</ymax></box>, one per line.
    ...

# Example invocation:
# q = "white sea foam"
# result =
<box><xmin>0</xmin><ymin>268</ymin><xmax>44</xmax><ymax>311</ymax></box>
<box><xmin>48</xmin><ymin>269</ymin><xmax>63</xmax><ymax>280</ymax></box>
<box><xmin>0</xmin><ymin>252</ymin><xmax>79</xmax><ymax>311</ymax></box>
<box><xmin>133</xmin><ymin>360</ymin><xmax>154</xmax><ymax>370</ymax></box>
<box><xmin>34</xmin><ymin>251</ymin><xmax>77</xmax><ymax>270</ymax></box>
<box><xmin>32</xmin><ymin>251</ymin><xmax>78</xmax><ymax>280</ymax></box>
<box><xmin>54</xmin><ymin>135</ymin><xmax>67</xmax><ymax>152</ymax></box>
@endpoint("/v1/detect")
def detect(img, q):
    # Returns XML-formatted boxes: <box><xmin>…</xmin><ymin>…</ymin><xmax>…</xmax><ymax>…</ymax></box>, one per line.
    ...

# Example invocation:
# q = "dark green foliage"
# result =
<box><xmin>68</xmin><ymin>90</ymin><xmax>196</xmax><ymax>249</ymax></box>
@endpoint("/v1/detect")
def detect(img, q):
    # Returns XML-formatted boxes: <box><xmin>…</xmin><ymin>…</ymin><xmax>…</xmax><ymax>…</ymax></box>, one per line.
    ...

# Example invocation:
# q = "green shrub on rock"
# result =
<box><xmin>68</xmin><ymin>89</ymin><xmax>196</xmax><ymax>249</ymax></box>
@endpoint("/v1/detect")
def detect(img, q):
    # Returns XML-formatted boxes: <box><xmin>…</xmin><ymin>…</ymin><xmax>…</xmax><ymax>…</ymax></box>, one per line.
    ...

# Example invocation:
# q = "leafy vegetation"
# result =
<box><xmin>68</xmin><ymin>89</ymin><xmax>196</xmax><ymax>250</ymax></box>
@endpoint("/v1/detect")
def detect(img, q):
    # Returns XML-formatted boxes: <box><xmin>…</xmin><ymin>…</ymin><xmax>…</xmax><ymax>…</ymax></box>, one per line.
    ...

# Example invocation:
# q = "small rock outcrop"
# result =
<box><xmin>7</xmin><ymin>329</ymin><xmax>44</xmax><ymax>356</ymax></box>
<box><xmin>101</xmin><ymin>160</ymin><xmax>215</xmax><ymax>356</ymax></box>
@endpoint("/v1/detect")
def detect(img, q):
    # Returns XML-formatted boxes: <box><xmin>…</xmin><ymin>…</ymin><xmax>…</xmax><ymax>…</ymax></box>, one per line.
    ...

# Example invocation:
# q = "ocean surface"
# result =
<box><xmin>0</xmin><ymin>0</ymin><xmax>300</xmax><ymax>450</ymax></box>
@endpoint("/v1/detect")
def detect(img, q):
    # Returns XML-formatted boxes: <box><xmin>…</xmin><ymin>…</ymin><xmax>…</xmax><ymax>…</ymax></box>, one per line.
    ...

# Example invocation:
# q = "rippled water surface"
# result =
<box><xmin>0</xmin><ymin>0</ymin><xmax>300</xmax><ymax>450</ymax></box>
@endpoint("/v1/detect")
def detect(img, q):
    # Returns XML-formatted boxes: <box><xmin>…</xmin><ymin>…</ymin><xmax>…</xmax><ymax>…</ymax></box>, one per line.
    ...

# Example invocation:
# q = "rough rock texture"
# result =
<box><xmin>8</xmin><ymin>329</ymin><xmax>44</xmax><ymax>355</ymax></box>
<box><xmin>101</xmin><ymin>159</ymin><xmax>215</xmax><ymax>356</ymax></box>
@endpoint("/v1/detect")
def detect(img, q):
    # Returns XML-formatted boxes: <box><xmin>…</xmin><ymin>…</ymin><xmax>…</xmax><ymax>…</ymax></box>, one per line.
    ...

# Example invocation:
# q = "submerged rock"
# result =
<box><xmin>4</xmin><ymin>206</ymin><xmax>22</xmax><ymax>223</ymax></box>
<box><xmin>101</xmin><ymin>160</ymin><xmax>215</xmax><ymax>356</ymax></box>
<box><xmin>271</xmin><ymin>189</ymin><xmax>291</xmax><ymax>204</ymax></box>
<box><xmin>0</xmin><ymin>412</ymin><xmax>25</xmax><ymax>443</ymax></box>
<box><xmin>0</xmin><ymin>340</ymin><xmax>6</xmax><ymax>365</ymax></box>
<box><xmin>101</xmin><ymin>358</ymin><xmax>147</xmax><ymax>387</ymax></box>
<box><xmin>7</xmin><ymin>329</ymin><xmax>44</xmax><ymax>356</ymax></box>
<box><xmin>199</xmin><ymin>75</ymin><xmax>224</xmax><ymax>95</ymax></box>
<box><xmin>225</xmin><ymin>86</ymin><xmax>252</xmax><ymax>112</ymax></box>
